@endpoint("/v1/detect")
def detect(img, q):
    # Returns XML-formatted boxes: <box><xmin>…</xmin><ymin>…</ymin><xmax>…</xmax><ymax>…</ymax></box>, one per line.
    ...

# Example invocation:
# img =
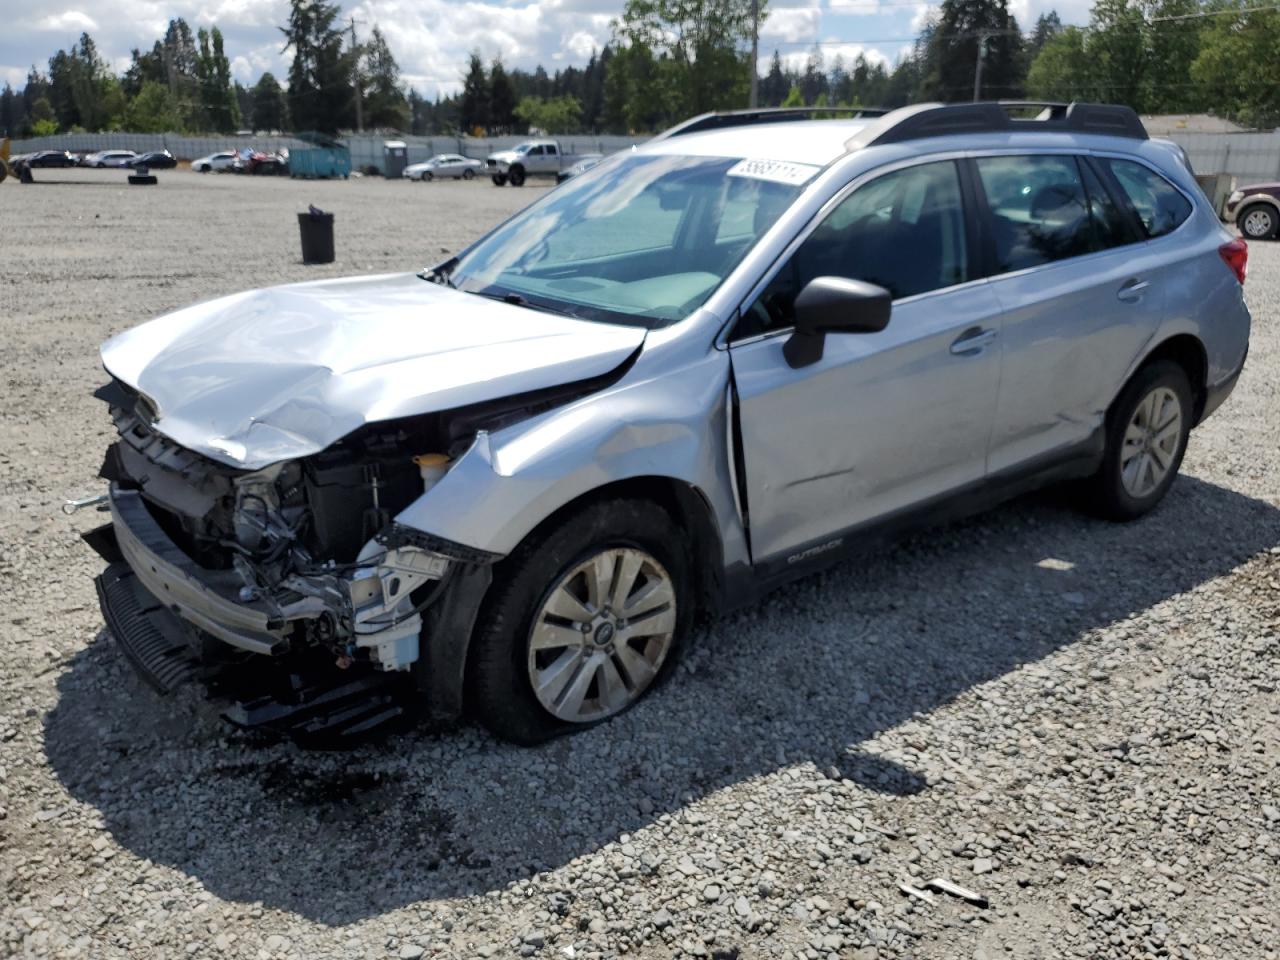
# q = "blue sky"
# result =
<box><xmin>1</xmin><ymin>0</ymin><xmax>1092</xmax><ymax>99</ymax></box>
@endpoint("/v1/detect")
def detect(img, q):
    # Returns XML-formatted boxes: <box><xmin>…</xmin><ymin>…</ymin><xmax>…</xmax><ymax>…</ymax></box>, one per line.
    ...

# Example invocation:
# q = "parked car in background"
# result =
<box><xmin>556</xmin><ymin>153</ymin><xmax>604</xmax><ymax>184</ymax></box>
<box><xmin>1222</xmin><ymin>181</ymin><xmax>1280</xmax><ymax>240</ymax></box>
<box><xmin>403</xmin><ymin>154</ymin><xmax>483</xmax><ymax>181</ymax></box>
<box><xmin>192</xmin><ymin>151</ymin><xmax>238</xmax><ymax>173</ymax></box>
<box><xmin>126</xmin><ymin>150</ymin><xmax>177</xmax><ymax>170</ymax></box>
<box><xmin>83</xmin><ymin>150</ymin><xmax>139</xmax><ymax>168</ymax></box>
<box><xmin>84</xmin><ymin>102</ymin><xmax>1249</xmax><ymax>745</ymax></box>
<box><xmin>486</xmin><ymin>139</ymin><xmax>581</xmax><ymax>186</ymax></box>
<box><xmin>27</xmin><ymin>149</ymin><xmax>78</xmax><ymax>168</ymax></box>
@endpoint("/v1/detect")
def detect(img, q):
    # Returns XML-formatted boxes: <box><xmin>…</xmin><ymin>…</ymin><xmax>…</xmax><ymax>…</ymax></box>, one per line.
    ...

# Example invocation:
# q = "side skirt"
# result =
<box><xmin>722</xmin><ymin>433</ymin><xmax>1105</xmax><ymax>610</ymax></box>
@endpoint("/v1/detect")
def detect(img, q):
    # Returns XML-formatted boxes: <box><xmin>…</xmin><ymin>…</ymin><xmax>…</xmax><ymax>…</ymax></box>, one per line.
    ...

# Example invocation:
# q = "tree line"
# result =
<box><xmin>2</xmin><ymin>0</ymin><xmax>1277</xmax><ymax>140</ymax></box>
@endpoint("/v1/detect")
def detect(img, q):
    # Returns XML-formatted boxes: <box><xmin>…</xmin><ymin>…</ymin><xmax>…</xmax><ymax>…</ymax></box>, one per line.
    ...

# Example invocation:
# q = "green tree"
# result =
<box><xmin>922</xmin><ymin>0</ymin><xmax>1025</xmax><ymax>101</ymax></box>
<box><xmin>613</xmin><ymin>0</ymin><xmax>765</xmax><ymax>121</ymax></box>
<box><xmin>460</xmin><ymin>52</ymin><xmax>489</xmax><ymax>133</ymax></box>
<box><xmin>196</xmin><ymin>27</ymin><xmax>240</xmax><ymax>132</ymax></box>
<box><xmin>250</xmin><ymin>71</ymin><xmax>288</xmax><ymax>131</ymax></box>
<box><xmin>1027</xmin><ymin>10</ymin><xmax>1062</xmax><ymax>59</ymax></box>
<box><xmin>489</xmin><ymin>59</ymin><xmax>517</xmax><ymax>133</ymax></box>
<box><xmin>1190</xmin><ymin>5</ymin><xmax>1280</xmax><ymax>127</ymax></box>
<box><xmin>1026</xmin><ymin>25</ymin><xmax>1096</xmax><ymax>100</ymax></box>
<box><xmin>781</xmin><ymin>83</ymin><xmax>804</xmax><ymax>106</ymax></box>
<box><xmin>361</xmin><ymin>26</ymin><xmax>409</xmax><ymax>129</ymax></box>
<box><xmin>1088</xmin><ymin>0</ymin><xmax>1146</xmax><ymax>108</ymax></box>
<box><xmin>123</xmin><ymin>80</ymin><xmax>184</xmax><ymax>132</ymax></box>
<box><xmin>281</xmin><ymin>0</ymin><xmax>353</xmax><ymax>134</ymax></box>
<box><xmin>514</xmin><ymin>95</ymin><xmax>583</xmax><ymax>132</ymax></box>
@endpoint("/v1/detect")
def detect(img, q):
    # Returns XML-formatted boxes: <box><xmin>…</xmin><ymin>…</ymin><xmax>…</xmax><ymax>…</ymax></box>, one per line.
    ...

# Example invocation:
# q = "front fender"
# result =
<box><xmin>392</xmin><ymin>349</ymin><xmax>744</xmax><ymax>563</ymax></box>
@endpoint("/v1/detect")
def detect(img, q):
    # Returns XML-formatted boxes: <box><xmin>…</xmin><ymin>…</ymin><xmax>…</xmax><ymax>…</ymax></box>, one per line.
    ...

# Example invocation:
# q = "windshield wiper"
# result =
<box><xmin>419</xmin><ymin>256</ymin><xmax>458</xmax><ymax>288</ymax></box>
<box><xmin>472</xmin><ymin>289</ymin><xmax>576</xmax><ymax>318</ymax></box>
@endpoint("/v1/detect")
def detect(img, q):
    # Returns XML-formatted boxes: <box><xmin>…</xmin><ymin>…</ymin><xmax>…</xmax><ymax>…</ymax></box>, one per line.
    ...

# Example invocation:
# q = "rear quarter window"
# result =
<box><xmin>1103</xmin><ymin>159</ymin><xmax>1192</xmax><ymax>239</ymax></box>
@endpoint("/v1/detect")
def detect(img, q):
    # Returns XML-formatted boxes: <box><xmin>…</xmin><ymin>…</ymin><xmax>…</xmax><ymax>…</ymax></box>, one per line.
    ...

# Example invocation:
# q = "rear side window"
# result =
<box><xmin>1103</xmin><ymin>159</ymin><xmax>1192</xmax><ymax>238</ymax></box>
<box><xmin>975</xmin><ymin>155</ymin><xmax>1093</xmax><ymax>272</ymax></box>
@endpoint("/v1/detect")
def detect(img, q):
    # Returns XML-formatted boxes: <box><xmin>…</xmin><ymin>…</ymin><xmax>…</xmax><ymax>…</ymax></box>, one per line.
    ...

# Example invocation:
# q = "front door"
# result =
<box><xmin>729</xmin><ymin>158</ymin><xmax>1004</xmax><ymax>564</ymax></box>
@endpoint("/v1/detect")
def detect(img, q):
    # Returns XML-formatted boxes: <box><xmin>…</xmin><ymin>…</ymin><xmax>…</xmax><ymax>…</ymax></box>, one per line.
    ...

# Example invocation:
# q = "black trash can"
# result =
<box><xmin>297</xmin><ymin>207</ymin><xmax>335</xmax><ymax>264</ymax></box>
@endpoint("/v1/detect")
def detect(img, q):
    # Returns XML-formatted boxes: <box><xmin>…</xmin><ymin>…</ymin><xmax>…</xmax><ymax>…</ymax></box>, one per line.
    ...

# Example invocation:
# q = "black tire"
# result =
<box><xmin>423</xmin><ymin>171</ymin><xmax>433</xmax><ymax>182</ymax></box>
<box><xmin>508</xmin><ymin>165</ymin><xmax>526</xmax><ymax>187</ymax></box>
<box><xmin>491</xmin><ymin>174</ymin><xmax>507</xmax><ymax>186</ymax></box>
<box><xmin>199</xmin><ymin>164</ymin><xmax>210</xmax><ymax>173</ymax></box>
<box><xmin>1238</xmin><ymin>203</ymin><xmax>1278</xmax><ymax>240</ymax></box>
<box><xmin>462</xmin><ymin>168</ymin><xmax>475</xmax><ymax>180</ymax></box>
<box><xmin>1084</xmin><ymin>359</ymin><xmax>1193</xmax><ymax>522</ymax></box>
<box><xmin>468</xmin><ymin>499</ymin><xmax>693</xmax><ymax>745</ymax></box>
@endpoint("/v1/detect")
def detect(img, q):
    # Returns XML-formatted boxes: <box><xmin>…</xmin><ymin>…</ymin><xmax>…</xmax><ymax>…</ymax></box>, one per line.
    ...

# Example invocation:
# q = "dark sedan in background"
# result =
<box><xmin>125</xmin><ymin>150</ymin><xmax>177</xmax><ymax>170</ymax></box>
<box><xmin>27</xmin><ymin>149</ymin><xmax>78</xmax><ymax>167</ymax></box>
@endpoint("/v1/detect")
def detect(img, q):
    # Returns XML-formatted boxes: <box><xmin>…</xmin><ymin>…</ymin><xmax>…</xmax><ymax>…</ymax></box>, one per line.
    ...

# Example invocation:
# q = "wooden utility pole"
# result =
<box><xmin>349</xmin><ymin>16</ymin><xmax>364</xmax><ymax>132</ymax></box>
<box><xmin>972</xmin><ymin>32</ymin><xmax>990</xmax><ymax>101</ymax></box>
<box><xmin>749</xmin><ymin>0</ymin><xmax>759</xmax><ymax>108</ymax></box>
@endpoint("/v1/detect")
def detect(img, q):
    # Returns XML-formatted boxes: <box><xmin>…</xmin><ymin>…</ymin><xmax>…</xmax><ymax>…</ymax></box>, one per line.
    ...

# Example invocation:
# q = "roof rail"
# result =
<box><xmin>654</xmin><ymin>106</ymin><xmax>890</xmax><ymax>141</ymax></box>
<box><xmin>845</xmin><ymin>101</ymin><xmax>1148</xmax><ymax>150</ymax></box>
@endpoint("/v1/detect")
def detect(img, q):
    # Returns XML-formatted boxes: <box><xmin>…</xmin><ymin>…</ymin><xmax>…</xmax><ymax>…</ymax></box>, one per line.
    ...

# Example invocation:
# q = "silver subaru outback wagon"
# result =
<box><xmin>85</xmin><ymin>102</ymin><xmax>1251</xmax><ymax>743</ymax></box>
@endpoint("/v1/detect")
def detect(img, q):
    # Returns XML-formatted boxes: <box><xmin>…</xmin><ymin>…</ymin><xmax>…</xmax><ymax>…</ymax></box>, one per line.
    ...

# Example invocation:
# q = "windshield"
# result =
<box><xmin>448</xmin><ymin>154</ymin><xmax>805</xmax><ymax>328</ymax></box>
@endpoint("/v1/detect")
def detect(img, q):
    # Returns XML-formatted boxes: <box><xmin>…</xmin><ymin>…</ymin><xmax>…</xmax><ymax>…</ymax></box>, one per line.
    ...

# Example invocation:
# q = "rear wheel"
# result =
<box><xmin>469</xmin><ymin>499</ymin><xmax>691</xmax><ymax>744</ymax></box>
<box><xmin>1238</xmin><ymin>203</ymin><xmax>1278</xmax><ymax>240</ymax></box>
<box><xmin>1084</xmin><ymin>360</ymin><xmax>1192</xmax><ymax>521</ymax></box>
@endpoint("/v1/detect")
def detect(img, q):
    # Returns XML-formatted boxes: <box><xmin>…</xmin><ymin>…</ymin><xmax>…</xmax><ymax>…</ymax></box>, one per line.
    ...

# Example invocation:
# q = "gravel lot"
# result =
<box><xmin>1</xmin><ymin>168</ymin><xmax>1278</xmax><ymax>960</ymax></box>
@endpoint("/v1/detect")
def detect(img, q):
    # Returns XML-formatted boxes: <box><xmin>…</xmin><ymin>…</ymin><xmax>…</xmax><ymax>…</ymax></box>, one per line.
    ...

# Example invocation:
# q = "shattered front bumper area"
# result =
<box><xmin>89</xmin><ymin>483</ymin><xmax>478</xmax><ymax>740</ymax></box>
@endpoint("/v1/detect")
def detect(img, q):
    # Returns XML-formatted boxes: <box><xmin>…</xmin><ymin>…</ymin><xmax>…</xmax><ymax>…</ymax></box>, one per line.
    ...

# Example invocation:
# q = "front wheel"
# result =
<box><xmin>508</xmin><ymin>165</ymin><xmax>526</xmax><ymax>187</ymax></box>
<box><xmin>462</xmin><ymin>168</ymin><xmax>475</xmax><ymax>180</ymax></box>
<box><xmin>423</xmin><ymin>171</ymin><xmax>433</xmax><ymax>182</ymax></box>
<box><xmin>1084</xmin><ymin>360</ymin><xmax>1192</xmax><ymax>521</ymax></box>
<box><xmin>469</xmin><ymin>499</ymin><xmax>691</xmax><ymax>744</ymax></box>
<box><xmin>1238</xmin><ymin>203</ymin><xmax>1278</xmax><ymax>240</ymax></box>
<box><xmin>491</xmin><ymin>174</ymin><xmax>507</xmax><ymax>186</ymax></box>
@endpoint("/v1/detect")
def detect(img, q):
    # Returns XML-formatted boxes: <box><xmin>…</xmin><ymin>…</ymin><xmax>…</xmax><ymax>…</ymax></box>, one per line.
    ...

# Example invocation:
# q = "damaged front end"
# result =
<box><xmin>87</xmin><ymin>379</ymin><xmax>496</xmax><ymax>738</ymax></box>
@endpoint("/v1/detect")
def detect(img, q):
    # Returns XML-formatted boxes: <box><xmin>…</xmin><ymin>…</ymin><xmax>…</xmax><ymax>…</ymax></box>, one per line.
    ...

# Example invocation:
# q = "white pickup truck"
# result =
<box><xmin>485</xmin><ymin>139</ymin><xmax>581</xmax><ymax>186</ymax></box>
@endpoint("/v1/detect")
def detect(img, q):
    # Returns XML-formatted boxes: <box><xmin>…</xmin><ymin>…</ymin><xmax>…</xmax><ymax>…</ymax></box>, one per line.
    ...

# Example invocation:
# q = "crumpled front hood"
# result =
<box><xmin>100</xmin><ymin>272</ymin><xmax>645</xmax><ymax>470</ymax></box>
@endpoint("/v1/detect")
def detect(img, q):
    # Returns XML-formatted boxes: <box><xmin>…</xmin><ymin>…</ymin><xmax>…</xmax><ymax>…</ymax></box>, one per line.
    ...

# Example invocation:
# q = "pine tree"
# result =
<box><xmin>250</xmin><ymin>72</ymin><xmax>288</xmax><ymax>131</ymax></box>
<box><xmin>922</xmin><ymin>0</ymin><xmax>1024</xmax><ymax>101</ymax></box>
<box><xmin>489</xmin><ymin>59</ymin><xmax>517</xmax><ymax>133</ymax></box>
<box><xmin>460</xmin><ymin>52</ymin><xmax>488</xmax><ymax>133</ymax></box>
<box><xmin>281</xmin><ymin>0</ymin><xmax>353</xmax><ymax>134</ymax></box>
<box><xmin>361</xmin><ymin>26</ymin><xmax>409</xmax><ymax>129</ymax></box>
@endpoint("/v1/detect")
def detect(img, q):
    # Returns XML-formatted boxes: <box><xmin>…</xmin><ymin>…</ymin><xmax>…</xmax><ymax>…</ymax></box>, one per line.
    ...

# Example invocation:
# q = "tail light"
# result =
<box><xmin>1219</xmin><ymin>239</ymin><xmax>1248</xmax><ymax>284</ymax></box>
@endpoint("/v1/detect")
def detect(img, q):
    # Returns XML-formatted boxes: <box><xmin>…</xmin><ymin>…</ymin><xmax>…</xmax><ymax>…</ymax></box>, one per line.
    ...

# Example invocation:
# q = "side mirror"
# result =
<box><xmin>783</xmin><ymin>276</ymin><xmax>892</xmax><ymax>368</ymax></box>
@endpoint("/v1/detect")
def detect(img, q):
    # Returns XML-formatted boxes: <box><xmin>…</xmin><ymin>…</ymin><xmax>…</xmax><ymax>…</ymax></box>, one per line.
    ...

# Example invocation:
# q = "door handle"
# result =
<box><xmin>1117</xmin><ymin>278</ymin><xmax>1151</xmax><ymax>303</ymax></box>
<box><xmin>950</xmin><ymin>327</ymin><xmax>998</xmax><ymax>355</ymax></box>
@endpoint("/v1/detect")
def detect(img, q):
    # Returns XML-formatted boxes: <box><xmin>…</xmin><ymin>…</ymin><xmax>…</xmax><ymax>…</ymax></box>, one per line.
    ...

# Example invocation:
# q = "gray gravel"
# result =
<box><xmin>2</xmin><ymin>168</ymin><xmax>1278</xmax><ymax>959</ymax></box>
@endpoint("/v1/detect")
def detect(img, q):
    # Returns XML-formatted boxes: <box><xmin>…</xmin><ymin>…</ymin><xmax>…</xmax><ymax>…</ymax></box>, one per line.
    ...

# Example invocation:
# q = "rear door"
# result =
<box><xmin>974</xmin><ymin>153</ymin><xmax>1167</xmax><ymax>473</ymax></box>
<box><xmin>729</xmin><ymin>158</ymin><xmax>1004</xmax><ymax>563</ymax></box>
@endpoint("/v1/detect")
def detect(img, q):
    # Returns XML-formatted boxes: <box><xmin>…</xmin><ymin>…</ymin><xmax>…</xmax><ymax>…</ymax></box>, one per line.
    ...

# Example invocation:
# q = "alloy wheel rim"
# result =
<box><xmin>527</xmin><ymin>547</ymin><xmax>677</xmax><ymax>723</ymax></box>
<box><xmin>1120</xmin><ymin>386</ymin><xmax>1182</xmax><ymax>499</ymax></box>
<box><xmin>1244</xmin><ymin>209</ymin><xmax>1272</xmax><ymax>236</ymax></box>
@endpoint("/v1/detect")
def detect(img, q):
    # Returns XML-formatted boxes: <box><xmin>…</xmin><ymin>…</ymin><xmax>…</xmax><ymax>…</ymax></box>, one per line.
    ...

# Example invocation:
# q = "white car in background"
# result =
<box><xmin>403</xmin><ymin>154</ymin><xmax>483</xmax><ymax>181</ymax></box>
<box><xmin>192</xmin><ymin>151</ymin><xmax>238</xmax><ymax>173</ymax></box>
<box><xmin>82</xmin><ymin>150</ymin><xmax>139</xmax><ymax>168</ymax></box>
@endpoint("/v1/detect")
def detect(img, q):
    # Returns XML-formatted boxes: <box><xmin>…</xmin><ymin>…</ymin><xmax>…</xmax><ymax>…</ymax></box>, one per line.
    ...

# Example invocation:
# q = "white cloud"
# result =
<box><xmin>761</xmin><ymin>5</ymin><xmax>822</xmax><ymax>44</ymax></box>
<box><xmin>37</xmin><ymin>10</ymin><xmax>97</xmax><ymax>32</ymax></box>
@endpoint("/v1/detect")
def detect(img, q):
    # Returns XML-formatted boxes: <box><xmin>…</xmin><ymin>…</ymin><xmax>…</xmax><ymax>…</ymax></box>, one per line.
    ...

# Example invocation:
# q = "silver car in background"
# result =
<box><xmin>85</xmin><ymin>102</ymin><xmax>1250</xmax><ymax>743</ymax></box>
<box><xmin>404</xmin><ymin>154</ymin><xmax>484</xmax><ymax>181</ymax></box>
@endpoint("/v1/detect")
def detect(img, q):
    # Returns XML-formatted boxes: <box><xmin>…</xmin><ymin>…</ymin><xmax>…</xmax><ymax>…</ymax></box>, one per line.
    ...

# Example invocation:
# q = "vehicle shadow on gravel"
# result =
<box><xmin>44</xmin><ymin>474</ymin><xmax>1280</xmax><ymax>924</ymax></box>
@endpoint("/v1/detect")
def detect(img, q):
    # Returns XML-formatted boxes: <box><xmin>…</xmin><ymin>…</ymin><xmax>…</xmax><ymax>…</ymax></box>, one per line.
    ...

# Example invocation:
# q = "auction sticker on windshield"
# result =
<box><xmin>727</xmin><ymin>158</ymin><xmax>821</xmax><ymax>186</ymax></box>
